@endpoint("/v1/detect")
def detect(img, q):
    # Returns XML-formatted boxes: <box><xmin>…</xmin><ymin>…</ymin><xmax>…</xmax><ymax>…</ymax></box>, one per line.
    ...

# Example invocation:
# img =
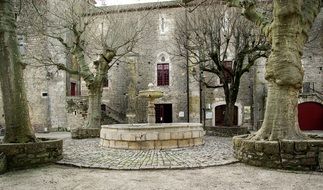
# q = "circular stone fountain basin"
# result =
<box><xmin>100</xmin><ymin>123</ymin><xmax>205</xmax><ymax>150</ymax></box>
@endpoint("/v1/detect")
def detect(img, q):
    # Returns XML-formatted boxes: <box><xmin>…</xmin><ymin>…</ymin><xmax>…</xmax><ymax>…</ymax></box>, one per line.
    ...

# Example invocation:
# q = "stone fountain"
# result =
<box><xmin>100</xmin><ymin>83</ymin><xmax>205</xmax><ymax>150</ymax></box>
<box><xmin>138</xmin><ymin>83</ymin><xmax>163</xmax><ymax>124</ymax></box>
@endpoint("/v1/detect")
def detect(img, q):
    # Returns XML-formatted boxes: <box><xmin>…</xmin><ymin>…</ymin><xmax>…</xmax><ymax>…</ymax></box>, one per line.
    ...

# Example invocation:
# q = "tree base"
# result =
<box><xmin>71</xmin><ymin>128</ymin><xmax>100</xmax><ymax>139</ymax></box>
<box><xmin>233</xmin><ymin>135</ymin><xmax>323</xmax><ymax>171</ymax></box>
<box><xmin>0</xmin><ymin>138</ymin><xmax>63</xmax><ymax>171</ymax></box>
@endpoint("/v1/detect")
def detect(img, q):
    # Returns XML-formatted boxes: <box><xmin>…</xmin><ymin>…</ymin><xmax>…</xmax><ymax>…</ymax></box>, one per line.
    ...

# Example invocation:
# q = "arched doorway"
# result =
<box><xmin>214</xmin><ymin>105</ymin><xmax>238</xmax><ymax>126</ymax></box>
<box><xmin>298</xmin><ymin>102</ymin><xmax>323</xmax><ymax>130</ymax></box>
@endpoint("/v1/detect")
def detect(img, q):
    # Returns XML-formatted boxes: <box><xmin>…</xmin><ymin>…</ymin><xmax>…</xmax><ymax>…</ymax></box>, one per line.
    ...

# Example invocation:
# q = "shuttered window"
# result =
<box><xmin>157</xmin><ymin>63</ymin><xmax>169</xmax><ymax>86</ymax></box>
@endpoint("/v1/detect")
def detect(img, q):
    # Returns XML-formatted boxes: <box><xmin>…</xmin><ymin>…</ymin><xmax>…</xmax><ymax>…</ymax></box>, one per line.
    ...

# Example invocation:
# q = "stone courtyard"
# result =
<box><xmin>36</xmin><ymin>132</ymin><xmax>236</xmax><ymax>169</ymax></box>
<box><xmin>1</xmin><ymin>133</ymin><xmax>323</xmax><ymax>190</ymax></box>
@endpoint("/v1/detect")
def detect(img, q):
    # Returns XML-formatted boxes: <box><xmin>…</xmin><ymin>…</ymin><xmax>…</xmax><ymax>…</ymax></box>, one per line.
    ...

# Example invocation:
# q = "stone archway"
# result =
<box><xmin>298</xmin><ymin>102</ymin><xmax>323</xmax><ymax>131</ymax></box>
<box><xmin>212</xmin><ymin>101</ymin><xmax>243</xmax><ymax>126</ymax></box>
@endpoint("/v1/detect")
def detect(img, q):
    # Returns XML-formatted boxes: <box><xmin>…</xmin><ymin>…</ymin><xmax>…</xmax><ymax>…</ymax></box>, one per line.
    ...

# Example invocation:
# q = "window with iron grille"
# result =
<box><xmin>157</xmin><ymin>63</ymin><xmax>169</xmax><ymax>86</ymax></box>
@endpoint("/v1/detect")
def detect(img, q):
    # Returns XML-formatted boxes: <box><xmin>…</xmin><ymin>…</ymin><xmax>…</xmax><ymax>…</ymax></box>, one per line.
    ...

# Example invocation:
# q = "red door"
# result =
<box><xmin>298</xmin><ymin>102</ymin><xmax>323</xmax><ymax>130</ymax></box>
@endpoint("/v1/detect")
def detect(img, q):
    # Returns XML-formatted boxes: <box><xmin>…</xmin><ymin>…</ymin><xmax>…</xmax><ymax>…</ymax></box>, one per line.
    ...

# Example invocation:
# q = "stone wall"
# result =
<box><xmin>0</xmin><ymin>138</ymin><xmax>63</xmax><ymax>170</ymax></box>
<box><xmin>206</xmin><ymin>126</ymin><xmax>249</xmax><ymax>137</ymax></box>
<box><xmin>71</xmin><ymin>128</ymin><xmax>100</xmax><ymax>139</ymax></box>
<box><xmin>233</xmin><ymin>135</ymin><xmax>323</xmax><ymax>171</ymax></box>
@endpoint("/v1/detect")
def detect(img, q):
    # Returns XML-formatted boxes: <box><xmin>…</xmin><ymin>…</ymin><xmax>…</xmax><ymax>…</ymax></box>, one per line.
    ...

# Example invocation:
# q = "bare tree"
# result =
<box><xmin>28</xmin><ymin>0</ymin><xmax>149</xmax><ymax>129</ymax></box>
<box><xmin>175</xmin><ymin>1</ymin><xmax>269</xmax><ymax>126</ymax></box>
<box><xmin>0</xmin><ymin>0</ymin><xmax>36</xmax><ymax>143</ymax></box>
<box><xmin>225</xmin><ymin>0</ymin><xmax>321</xmax><ymax>140</ymax></box>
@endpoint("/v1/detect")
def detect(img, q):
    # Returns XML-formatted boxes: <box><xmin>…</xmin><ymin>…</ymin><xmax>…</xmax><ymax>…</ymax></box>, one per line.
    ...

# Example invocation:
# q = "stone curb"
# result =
<box><xmin>0</xmin><ymin>138</ymin><xmax>63</xmax><ymax>170</ymax></box>
<box><xmin>233</xmin><ymin>135</ymin><xmax>323</xmax><ymax>171</ymax></box>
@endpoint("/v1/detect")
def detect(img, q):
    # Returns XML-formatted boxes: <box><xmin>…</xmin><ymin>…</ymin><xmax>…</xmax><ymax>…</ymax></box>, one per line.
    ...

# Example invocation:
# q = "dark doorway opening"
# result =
<box><xmin>155</xmin><ymin>104</ymin><xmax>172</xmax><ymax>123</ymax></box>
<box><xmin>70</xmin><ymin>82</ymin><xmax>76</xmax><ymax>96</ymax></box>
<box><xmin>214</xmin><ymin>104</ymin><xmax>238</xmax><ymax>126</ymax></box>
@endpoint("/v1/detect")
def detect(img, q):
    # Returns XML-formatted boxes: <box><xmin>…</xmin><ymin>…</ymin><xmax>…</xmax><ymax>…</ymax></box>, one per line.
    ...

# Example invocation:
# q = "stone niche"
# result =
<box><xmin>0</xmin><ymin>138</ymin><xmax>63</xmax><ymax>171</ymax></box>
<box><xmin>100</xmin><ymin>123</ymin><xmax>205</xmax><ymax>150</ymax></box>
<box><xmin>233</xmin><ymin>135</ymin><xmax>323</xmax><ymax>171</ymax></box>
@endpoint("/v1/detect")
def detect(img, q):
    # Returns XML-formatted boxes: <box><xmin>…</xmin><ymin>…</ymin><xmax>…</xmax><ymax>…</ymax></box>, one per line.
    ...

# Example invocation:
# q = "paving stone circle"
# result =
<box><xmin>57</xmin><ymin>136</ymin><xmax>238</xmax><ymax>170</ymax></box>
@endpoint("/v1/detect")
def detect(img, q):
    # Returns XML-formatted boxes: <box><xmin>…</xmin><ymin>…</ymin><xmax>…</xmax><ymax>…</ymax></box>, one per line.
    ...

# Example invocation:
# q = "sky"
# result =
<box><xmin>95</xmin><ymin>0</ymin><xmax>175</xmax><ymax>6</ymax></box>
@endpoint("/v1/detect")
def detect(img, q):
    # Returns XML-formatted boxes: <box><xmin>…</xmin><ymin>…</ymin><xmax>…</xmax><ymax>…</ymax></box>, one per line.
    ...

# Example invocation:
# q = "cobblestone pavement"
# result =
<box><xmin>56</xmin><ymin>135</ymin><xmax>238</xmax><ymax>170</ymax></box>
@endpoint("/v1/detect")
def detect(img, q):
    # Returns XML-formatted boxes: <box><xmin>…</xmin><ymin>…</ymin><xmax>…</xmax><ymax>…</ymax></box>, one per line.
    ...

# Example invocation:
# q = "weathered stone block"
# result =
<box><xmin>183</xmin><ymin>132</ymin><xmax>192</xmax><ymax>139</ymax></box>
<box><xmin>189</xmin><ymin>139</ymin><xmax>195</xmax><ymax>146</ymax></box>
<box><xmin>295</xmin><ymin>141</ymin><xmax>308</xmax><ymax>152</ymax></box>
<box><xmin>109</xmin><ymin>140</ymin><xmax>116</xmax><ymax>148</ymax></box>
<box><xmin>161</xmin><ymin>140</ymin><xmax>178</xmax><ymax>149</ymax></box>
<box><xmin>280</xmin><ymin>140</ymin><xmax>295</xmax><ymax>153</ymax></box>
<box><xmin>139</xmin><ymin>141</ymin><xmax>155</xmax><ymax>150</ymax></box>
<box><xmin>170</xmin><ymin>132</ymin><xmax>184</xmax><ymax>139</ymax></box>
<box><xmin>262</xmin><ymin>141</ymin><xmax>279</xmax><ymax>154</ymax></box>
<box><xmin>307</xmin><ymin>140</ymin><xmax>323</xmax><ymax>148</ymax></box>
<box><xmin>192</xmin><ymin>131</ymin><xmax>200</xmax><ymax>138</ymax></box>
<box><xmin>159</xmin><ymin>133</ymin><xmax>171</xmax><ymax>140</ymax></box>
<box><xmin>178</xmin><ymin>139</ymin><xmax>190</xmax><ymax>147</ymax></box>
<box><xmin>241</xmin><ymin>140</ymin><xmax>255</xmax><ymax>152</ymax></box>
<box><xmin>121</xmin><ymin>133</ymin><xmax>136</xmax><ymax>141</ymax></box>
<box><xmin>154</xmin><ymin>140</ymin><xmax>162</xmax><ymax>149</ymax></box>
<box><xmin>194</xmin><ymin>138</ymin><xmax>204</xmax><ymax>146</ymax></box>
<box><xmin>300</xmin><ymin>158</ymin><xmax>316</xmax><ymax>166</ymax></box>
<box><xmin>146</xmin><ymin>133</ymin><xmax>158</xmax><ymax>140</ymax></box>
<box><xmin>128</xmin><ymin>142</ymin><xmax>140</xmax><ymax>149</ymax></box>
<box><xmin>306</xmin><ymin>152</ymin><xmax>316</xmax><ymax>158</ymax></box>
<box><xmin>101</xmin><ymin>139</ymin><xmax>110</xmax><ymax>147</ymax></box>
<box><xmin>233</xmin><ymin>137</ymin><xmax>242</xmax><ymax>148</ymax></box>
<box><xmin>115</xmin><ymin>141</ymin><xmax>128</xmax><ymax>149</ymax></box>
<box><xmin>135</xmin><ymin>134</ymin><xmax>146</xmax><ymax>141</ymax></box>
<box><xmin>281</xmin><ymin>154</ymin><xmax>294</xmax><ymax>159</ymax></box>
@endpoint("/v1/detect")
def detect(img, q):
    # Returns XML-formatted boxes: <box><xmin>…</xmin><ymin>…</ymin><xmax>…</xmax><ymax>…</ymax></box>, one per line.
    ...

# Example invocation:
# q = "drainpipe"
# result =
<box><xmin>185</xmin><ymin>3</ymin><xmax>190</xmax><ymax>123</ymax></box>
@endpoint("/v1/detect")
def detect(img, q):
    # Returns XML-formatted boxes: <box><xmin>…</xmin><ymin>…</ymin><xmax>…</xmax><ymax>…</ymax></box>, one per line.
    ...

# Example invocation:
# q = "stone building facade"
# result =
<box><xmin>0</xmin><ymin>1</ymin><xmax>322</xmax><ymax>132</ymax></box>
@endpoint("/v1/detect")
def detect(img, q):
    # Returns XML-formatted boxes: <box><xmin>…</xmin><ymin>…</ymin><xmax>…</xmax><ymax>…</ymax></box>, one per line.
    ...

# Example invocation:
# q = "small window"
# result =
<box><xmin>157</xmin><ymin>63</ymin><xmax>169</xmax><ymax>86</ymax></box>
<box><xmin>17</xmin><ymin>35</ymin><xmax>26</xmax><ymax>56</ymax></box>
<box><xmin>302</xmin><ymin>82</ymin><xmax>314</xmax><ymax>93</ymax></box>
<box><xmin>101</xmin><ymin>104</ymin><xmax>107</xmax><ymax>112</ymax></box>
<box><xmin>161</xmin><ymin>17</ymin><xmax>165</xmax><ymax>33</ymax></box>
<box><xmin>42</xmin><ymin>92</ymin><xmax>48</xmax><ymax>97</ymax></box>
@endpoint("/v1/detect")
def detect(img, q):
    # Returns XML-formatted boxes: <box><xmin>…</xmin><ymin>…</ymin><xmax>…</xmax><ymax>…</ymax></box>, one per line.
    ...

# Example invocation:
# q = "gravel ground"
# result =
<box><xmin>1</xmin><ymin>163</ymin><xmax>323</xmax><ymax>190</ymax></box>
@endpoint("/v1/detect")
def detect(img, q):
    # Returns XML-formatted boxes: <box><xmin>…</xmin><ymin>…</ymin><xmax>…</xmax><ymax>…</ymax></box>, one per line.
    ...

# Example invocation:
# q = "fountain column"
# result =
<box><xmin>147</xmin><ymin>99</ymin><xmax>156</xmax><ymax>124</ymax></box>
<box><xmin>139</xmin><ymin>83</ymin><xmax>163</xmax><ymax>124</ymax></box>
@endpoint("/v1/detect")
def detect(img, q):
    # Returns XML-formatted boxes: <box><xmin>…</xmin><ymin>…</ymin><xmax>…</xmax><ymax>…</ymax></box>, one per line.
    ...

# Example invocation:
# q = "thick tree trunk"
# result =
<box><xmin>224</xmin><ymin>101</ymin><xmax>235</xmax><ymax>126</ymax></box>
<box><xmin>84</xmin><ymin>88</ymin><xmax>102</xmax><ymax>129</ymax></box>
<box><xmin>252</xmin><ymin>0</ymin><xmax>312</xmax><ymax>140</ymax></box>
<box><xmin>0</xmin><ymin>0</ymin><xmax>36</xmax><ymax>143</ymax></box>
